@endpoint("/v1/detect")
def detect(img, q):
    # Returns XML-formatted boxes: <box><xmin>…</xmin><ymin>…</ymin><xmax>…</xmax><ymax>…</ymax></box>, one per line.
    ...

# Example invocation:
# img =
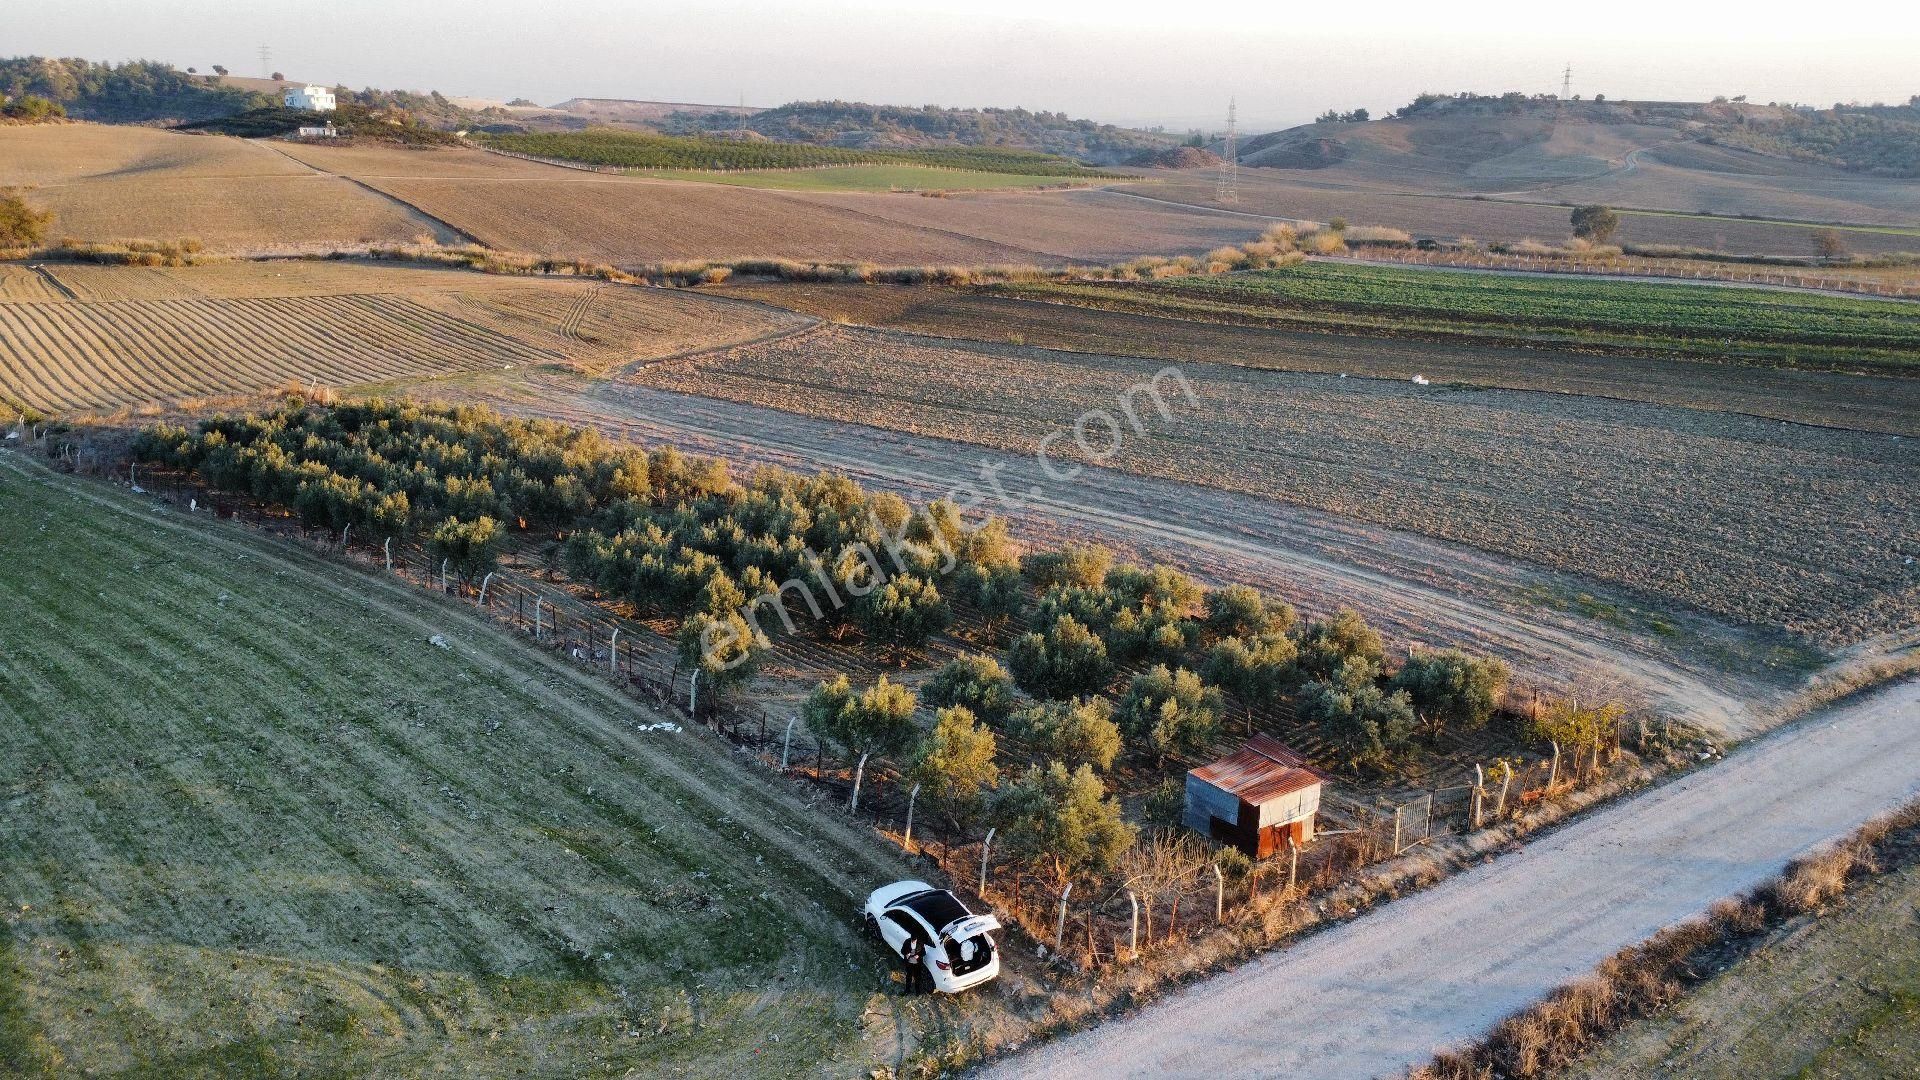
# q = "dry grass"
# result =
<box><xmin>1416</xmin><ymin>799</ymin><xmax>1920</xmax><ymax>1080</ymax></box>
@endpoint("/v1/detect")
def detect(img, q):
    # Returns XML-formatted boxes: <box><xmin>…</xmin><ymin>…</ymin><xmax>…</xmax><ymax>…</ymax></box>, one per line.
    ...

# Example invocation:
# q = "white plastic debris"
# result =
<box><xmin>429</xmin><ymin>634</ymin><xmax>451</xmax><ymax>650</ymax></box>
<box><xmin>1411</xmin><ymin>374</ymin><xmax>1431</xmax><ymax>386</ymax></box>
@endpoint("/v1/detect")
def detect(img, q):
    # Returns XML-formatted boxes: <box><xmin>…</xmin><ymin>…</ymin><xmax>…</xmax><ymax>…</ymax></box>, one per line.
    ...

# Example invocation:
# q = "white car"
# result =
<box><xmin>862</xmin><ymin>880</ymin><xmax>1001</xmax><ymax>993</ymax></box>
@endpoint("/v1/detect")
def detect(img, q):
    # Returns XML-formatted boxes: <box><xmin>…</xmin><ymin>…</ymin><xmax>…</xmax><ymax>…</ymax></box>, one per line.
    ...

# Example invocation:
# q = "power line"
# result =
<box><xmin>1562</xmin><ymin>63</ymin><xmax>1572</xmax><ymax>101</ymax></box>
<box><xmin>258</xmin><ymin>44</ymin><xmax>272</xmax><ymax>79</ymax></box>
<box><xmin>1217</xmin><ymin>97</ymin><xmax>1238</xmax><ymax>205</ymax></box>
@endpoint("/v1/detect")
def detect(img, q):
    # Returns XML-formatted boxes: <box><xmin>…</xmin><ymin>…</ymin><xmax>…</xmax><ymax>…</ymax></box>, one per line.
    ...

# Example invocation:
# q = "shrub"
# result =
<box><xmin>922</xmin><ymin>653</ymin><xmax>1018</xmax><ymax>723</ymax></box>
<box><xmin>0</xmin><ymin>190</ymin><xmax>51</xmax><ymax>249</ymax></box>
<box><xmin>1006</xmin><ymin>615</ymin><xmax>1113</xmax><ymax>700</ymax></box>
<box><xmin>1011</xmin><ymin>697</ymin><xmax>1123</xmax><ymax>772</ymax></box>
<box><xmin>1202</xmin><ymin>584</ymin><xmax>1294</xmax><ymax>641</ymax></box>
<box><xmin>1116</xmin><ymin>665</ymin><xmax>1222</xmax><ymax>765</ymax></box>
<box><xmin>1526</xmin><ymin>697</ymin><xmax>1625</xmax><ymax>751</ymax></box>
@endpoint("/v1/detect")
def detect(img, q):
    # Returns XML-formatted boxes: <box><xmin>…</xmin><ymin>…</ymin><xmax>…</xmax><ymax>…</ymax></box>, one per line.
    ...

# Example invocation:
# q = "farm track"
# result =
<box><xmin>628</xmin><ymin>324</ymin><xmax>1919</xmax><ymax>649</ymax></box>
<box><xmin>979</xmin><ymin>678</ymin><xmax>1920</xmax><ymax>1080</ymax></box>
<box><xmin>0</xmin><ymin>450</ymin><xmax>955</xmax><ymax>1076</ymax></box>
<box><xmin>474</xmin><ymin>373</ymin><xmax>1753</xmax><ymax>735</ymax></box>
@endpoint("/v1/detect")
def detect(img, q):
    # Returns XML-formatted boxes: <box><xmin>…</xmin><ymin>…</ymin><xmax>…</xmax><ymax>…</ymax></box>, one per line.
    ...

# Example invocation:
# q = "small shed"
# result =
<box><xmin>1184</xmin><ymin>734</ymin><xmax>1328</xmax><ymax>858</ymax></box>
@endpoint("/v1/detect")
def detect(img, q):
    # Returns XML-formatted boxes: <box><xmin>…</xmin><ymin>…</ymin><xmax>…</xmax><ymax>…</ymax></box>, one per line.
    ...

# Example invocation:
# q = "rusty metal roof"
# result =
<box><xmin>1189</xmin><ymin>735</ymin><xmax>1328</xmax><ymax>805</ymax></box>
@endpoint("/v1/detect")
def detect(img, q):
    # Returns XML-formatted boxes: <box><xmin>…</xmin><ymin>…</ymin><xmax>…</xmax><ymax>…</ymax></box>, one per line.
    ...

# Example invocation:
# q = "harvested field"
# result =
<box><xmin>359</xmin><ymin>175</ymin><xmax>1051</xmax><ymax>264</ymax></box>
<box><xmin>1119</xmin><ymin>174</ymin><xmax>1920</xmax><ymax>256</ymax></box>
<box><xmin>1565</xmin><ymin>840</ymin><xmax>1920</xmax><ymax>1078</ymax></box>
<box><xmin>0</xmin><ymin>451</ymin><xmax>945</xmax><ymax>1077</ymax></box>
<box><xmin>635</xmin><ymin>165</ymin><xmax>1096</xmax><ymax>192</ymax></box>
<box><xmin>275</xmin><ymin>142</ymin><xmax>1261</xmax><ymax>264</ymax></box>
<box><xmin>0</xmin><ymin>125</ymin><xmax>455</xmax><ymax>253</ymax></box>
<box><xmin>0</xmin><ymin>261</ymin><xmax>806</xmax><ymax>412</ymax></box>
<box><xmin>718</xmin><ymin>282</ymin><xmax>1920</xmax><ymax>435</ymax></box>
<box><xmin>632</xmin><ymin>325</ymin><xmax>1920</xmax><ymax>647</ymax></box>
<box><xmin>792</xmin><ymin>188</ymin><xmax>1260</xmax><ymax>262</ymax></box>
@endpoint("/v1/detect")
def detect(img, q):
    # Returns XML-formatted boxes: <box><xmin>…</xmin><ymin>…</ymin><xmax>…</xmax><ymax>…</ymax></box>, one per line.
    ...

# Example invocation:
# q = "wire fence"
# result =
<box><xmin>117</xmin><ymin>458</ymin><xmax>1633</xmax><ymax>974</ymax></box>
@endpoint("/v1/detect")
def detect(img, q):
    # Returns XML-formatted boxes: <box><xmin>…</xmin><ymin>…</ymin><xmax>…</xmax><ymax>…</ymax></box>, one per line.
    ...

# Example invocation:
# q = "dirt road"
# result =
<box><xmin>976</xmin><ymin>678</ymin><xmax>1920</xmax><ymax>1080</ymax></box>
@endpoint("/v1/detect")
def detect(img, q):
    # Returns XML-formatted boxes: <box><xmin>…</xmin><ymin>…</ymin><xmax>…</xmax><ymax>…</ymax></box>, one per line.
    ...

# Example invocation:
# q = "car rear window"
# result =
<box><xmin>900</xmin><ymin>889</ymin><xmax>968</xmax><ymax>930</ymax></box>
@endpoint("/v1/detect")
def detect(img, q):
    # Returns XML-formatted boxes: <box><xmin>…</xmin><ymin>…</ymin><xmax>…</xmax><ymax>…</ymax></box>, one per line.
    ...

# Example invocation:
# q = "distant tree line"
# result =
<box><xmin>0</xmin><ymin>56</ymin><xmax>266</xmax><ymax>123</ymax></box>
<box><xmin>658</xmin><ymin>99</ymin><xmax>1174</xmax><ymax>164</ymax></box>
<box><xmin>475</xmin><ymin>127</ymin><xmax>1123</xmax><ymax>176</ymax></box>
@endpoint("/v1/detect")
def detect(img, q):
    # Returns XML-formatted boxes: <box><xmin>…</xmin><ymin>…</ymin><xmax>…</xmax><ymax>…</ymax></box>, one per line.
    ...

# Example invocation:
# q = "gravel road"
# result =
<box><xmin>976</xmin><ymin>678</ymin><xmax>1920</xmax><ymax>1080</ymax></box>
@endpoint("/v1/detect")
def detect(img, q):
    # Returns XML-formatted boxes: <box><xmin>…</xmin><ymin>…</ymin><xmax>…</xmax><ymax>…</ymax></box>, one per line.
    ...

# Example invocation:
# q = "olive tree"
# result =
<box><xmin>921</xmin><ymin>653</ymin><xmax>1018</xmax><ymax>723</ymax></box>
<box><xmin>805</xmin><ymin>675</ymin><xmax>920</xmax><ymax>810</ymax></box>
<box><xmin>1569</xmin><ymin>204</ymin><xmax>1620</xmax><ymax>243</ymax></box>
<box><xmin>1011</xmin><ymin>697</ymin><xmax>1123</xmax><ymax>772</ymax></box>
<box><xmin>991</xmin><ymin>762</ymin><xmax>1136</xmax><ymax>889</ymax></box>
<box><xmin>1006</xmin><ymin>614</ymin><xmax>1113</xmax><ymax>700</ymax></box>
<box><xmin>1116</xmin><ymin>665</ymin><xmax>1222</xmax><ymax>766</ymax></box>
<box><xmin>1391</xmin><ymin>650</ymin><xmax>1510</xmax><ymax>738</ymax></box>
<box><xmin>909</xmin><ymin>706</ymin><xmax>999</xmax><ymax>829</ymax></box>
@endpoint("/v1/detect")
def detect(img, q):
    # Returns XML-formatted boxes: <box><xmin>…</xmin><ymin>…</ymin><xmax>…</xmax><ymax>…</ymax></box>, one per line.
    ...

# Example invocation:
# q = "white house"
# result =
<box><xmin>283</xmin><ymin>85</ymin><xmax>337</xmax><ymax>112</ymax></box>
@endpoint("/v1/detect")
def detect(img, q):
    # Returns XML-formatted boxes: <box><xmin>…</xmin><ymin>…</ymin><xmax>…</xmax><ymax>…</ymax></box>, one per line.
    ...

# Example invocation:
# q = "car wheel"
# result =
<box><xmin>862</xmin><ymin>912</ymin><xmax>878</xmax><ymax>936</ymax></box>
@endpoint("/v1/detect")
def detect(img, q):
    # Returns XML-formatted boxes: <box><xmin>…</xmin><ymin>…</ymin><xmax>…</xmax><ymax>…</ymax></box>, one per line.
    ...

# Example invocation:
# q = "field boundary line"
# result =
<box><xmin>257</xmin><ymin>140</ymin><xmax>486</xmax><ymax>246</ymax></box>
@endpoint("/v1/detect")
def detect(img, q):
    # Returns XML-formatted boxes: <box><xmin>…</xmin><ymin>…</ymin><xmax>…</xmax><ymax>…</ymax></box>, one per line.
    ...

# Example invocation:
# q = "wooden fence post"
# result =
<box><xmin>1054</xmin><ymin>882</ymin><xmax>1072</xmax><ymax>949</ymax></box>
<box><xmin>979</xmin><ymin>828</ymin><xmax>995</xmax><ymax>895</ymax></box>
<box><xmin>1212</xmin><ymin>863</ymin><xmax>1224</xmax><ymax>923</ymax></box>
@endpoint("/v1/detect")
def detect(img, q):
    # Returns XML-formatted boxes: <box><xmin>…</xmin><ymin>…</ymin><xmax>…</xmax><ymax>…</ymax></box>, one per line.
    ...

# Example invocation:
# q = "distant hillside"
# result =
<box><xmin>1705</xmin><ymin>99</ymin><xmax>1920</xmax><ymax>178</ymax></box>
<box><xmin>659</xmin><ymin>100</ymin><xmax>1174</xmax><ymax>165</ymax></box>
<box><xmin>0</xmin><ymin>56</ymin><xmax>268</xmax><ymax>123</ymax></box>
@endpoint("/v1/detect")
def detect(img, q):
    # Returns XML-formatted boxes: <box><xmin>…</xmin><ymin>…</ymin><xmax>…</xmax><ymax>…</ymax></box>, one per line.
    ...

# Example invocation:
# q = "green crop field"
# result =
<box><xmin>637</xmin><ymin>164</ymin><xmax>1095</xmax><ymax>192</ymax></box>
<box><xmin>476</xmin><ymin>128</ymin><xmax>1120</xmax><ymax>178</ymax></box>
<box><xmin>1004</xmin><ymin>262</ymin><xmax>1920</xmax><ymax>371</ymax></box>
<box><xmin>0</xmin><ymin>452</ymin><xmax>933</xmax><ymax>1078</ymax></box>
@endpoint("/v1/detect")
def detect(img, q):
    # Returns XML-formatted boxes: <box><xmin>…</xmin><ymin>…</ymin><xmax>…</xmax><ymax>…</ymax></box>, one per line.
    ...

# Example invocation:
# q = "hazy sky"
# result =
<box><xmin>12</xmin><ymin>1</ymin><xmax>1920</xmax><ymax>131</ymax></box>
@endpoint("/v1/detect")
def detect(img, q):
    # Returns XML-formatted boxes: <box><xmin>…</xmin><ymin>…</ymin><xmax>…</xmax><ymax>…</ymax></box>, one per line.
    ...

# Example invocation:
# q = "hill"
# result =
<box><xmin>1209</xmin><ymin>92</ymin><xmax>1920</xmax><ymax>239</ymax></box>
<box><xmin>659</xmin><ymin>100</ymin><xmax>1176</xmax><ymax>164</ymax></box>
<box><xmin>0</xmin><ymin>56</ymin><xmax>267</xmax><ymax>123</ymax></box>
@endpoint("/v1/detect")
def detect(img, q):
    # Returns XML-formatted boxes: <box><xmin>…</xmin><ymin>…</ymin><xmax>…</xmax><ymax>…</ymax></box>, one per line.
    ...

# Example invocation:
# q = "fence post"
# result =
<box><xmin>476</xmin><ymin>572</ymin><xmax>495</xmax><ymax>608</ymax></box>
<box><xmin>339</xmin><ymin>524</ymin><xmax>349</xmax><ymax>552</ymax></box>
<box><xmin>689</xmin><ymin>669</ymin><xmax>701</xmax><ymax>719</ymax></box>
<box><xmin>781</xmin><ymin>716</ymin><xmax>797</xmax><ymax>770</ymax></box>
<box><xmin>608</xmin><ymin>627</ymin><xmax>619</xmax><ymax>672</ymax></box>
<box><xmin>533</xmin><ymin>598</ymin><xmax>544</xmax><ymax>642</ymax></box>
<box><xmin>1495</xmin><ymin>763</ymin><xmax>1512</xmax><ymax>818</ymax></box>
<box><xmin>1211</xmin><ymin>863</ymin><xmax>1224</xmax><ymax>923</ymax></box>
<box><xmin>1288</xmin><ymin>837</ymin><xmax>1299</xmax><ymax>894</ymax></box>
<box><xmin>904</xmin><ymin>783</ymin><xmax>921</xmax><ymax>852</ymax></box>
<box><xmin>1054</xmin><ymin>882</ymin><xmax>1072</xmax><ymax>950</ymax></box>
<box><xmin>384</xmin><ymin>537</ymin><xmax>392</xmax><ymax>572</ymax></box>
<box><xmin>979</xmin><ymin>828</ymin><xmax>995</xmax><ymax>895</ymax></box>
<box><xmin>1473</xmin><ymin>763</ymin><xmax>1486</xmax><ymax>830</ymax></box>
<box><xmin>1127</xmin><ymin>890</ymin><xmax>1140</xmax><ymax>960</ymax></box>
<box><xmin>1392</xmin><ymin>805</ymin><xmax>1403</xmax><ymax>855</ymax></box>
<box><xmin>439</xmin><ymin>558</ymin><xmax>449</xmax><ymax>593</ymax></box>
<box><xmin>1549</xmin><ymin>741</ymin><xmax>1562</xmax><ymax>788</ymax></box>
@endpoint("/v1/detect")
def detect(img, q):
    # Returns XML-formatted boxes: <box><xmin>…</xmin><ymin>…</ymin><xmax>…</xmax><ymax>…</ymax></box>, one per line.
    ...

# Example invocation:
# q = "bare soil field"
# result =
<box><xmin>0</xmin><ymin>125</ymin><xmax>455</xmax><ymax>253</ymax></box>
<box><xmin>274</xmin><ymin>142</ymin><xmax>1262</xmax><ymax>265</ymax></box>
<box><xmin>0</xmin><ymin>451</ymin><xmax>966</xmax><ymax>1077</ymax></box>
<box><xmin>0</xmin><ymin>261</ymin><xmax>805</xmax><ymax>413</ymax></box>
<box><xmin>1120</xmin><ymin>172</ymin><xmax>1920</xmax><ymax>256</ymax></box>
<box><xmin>632</xmin><ymin>325</ymin><xmax>1920</xmax><ymax>648</ymax></box>
<box><xmin>1566</xmin><ymin>842</ymin><xmax>1920</xmax><ymax>1078</ymax></box>
<box><xmin>717</xmin><ymin>283</ymin><xmax>1920</xmax><ymax>435</ymax></box>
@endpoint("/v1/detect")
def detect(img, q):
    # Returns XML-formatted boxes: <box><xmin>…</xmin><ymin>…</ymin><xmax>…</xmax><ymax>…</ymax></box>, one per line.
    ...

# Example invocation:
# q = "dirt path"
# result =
<box><xmin>474</xmin><ymin>375</ymin><xmax>1753</xmax><ymax>735</ymax></box>
<box><xmin>977</xmin><ymin>679</ymin><xmax>1920</xmax><ymax>1080</ymax></box>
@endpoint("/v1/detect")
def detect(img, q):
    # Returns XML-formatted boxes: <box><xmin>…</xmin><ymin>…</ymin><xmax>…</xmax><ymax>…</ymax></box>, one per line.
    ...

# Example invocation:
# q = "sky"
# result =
<box><xmin>11</xmin><ymin>0</ymin><xmax>1920</xmax><ymax>132</ymax></box>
